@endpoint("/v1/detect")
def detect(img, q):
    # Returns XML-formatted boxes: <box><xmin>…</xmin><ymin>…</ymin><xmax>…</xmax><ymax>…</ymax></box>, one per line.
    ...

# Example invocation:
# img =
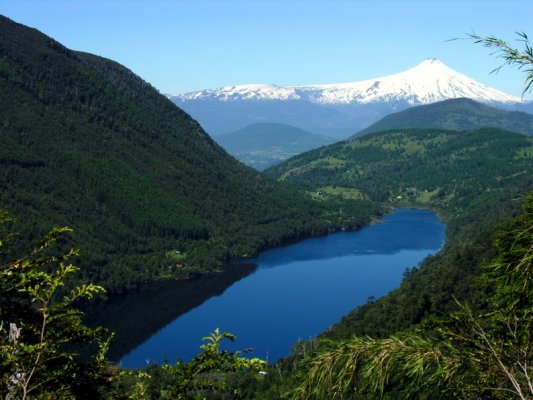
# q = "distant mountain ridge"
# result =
<box><xmin>175</xmin><ymin>59</ymin><xmax>521</xmax><ymax>105</ymax></box>
<box><xmin>215</xmin><ymin>123</ymin><xmax>336</xmax><ymax>170</ymax></box>
<box><xmin>354</xmin><ymin>98</ymin><xmax>533</xmax><ymax>137</ymax></box>
<box><xmin>170</xmin><ymin>59</ymin><xmax>531</xmax><ymax>138</ymax></box>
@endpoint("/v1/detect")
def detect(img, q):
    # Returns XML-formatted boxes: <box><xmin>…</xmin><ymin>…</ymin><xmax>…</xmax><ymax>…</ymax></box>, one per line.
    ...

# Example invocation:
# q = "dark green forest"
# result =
<box><xmin>0</xmin><ymin>15</ymin><xmax>532</xmax><ymax>400</ymax></box>
<box><xmin>0</xmin><ymin>15</ymin><xmax>377</xmax><ymax>294</ymax></box>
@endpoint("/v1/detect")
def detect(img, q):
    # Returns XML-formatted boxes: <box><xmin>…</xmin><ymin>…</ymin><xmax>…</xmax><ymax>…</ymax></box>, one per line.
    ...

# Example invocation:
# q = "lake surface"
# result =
<box><xmin>120</xmin><ymin>208</ymin><xmax>445</xmax><ymax>368</ymax></box>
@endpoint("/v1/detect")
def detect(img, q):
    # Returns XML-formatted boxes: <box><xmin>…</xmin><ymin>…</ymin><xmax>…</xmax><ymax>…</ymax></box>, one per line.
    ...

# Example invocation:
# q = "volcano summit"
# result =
<box><xmin>170</xmin><ymin>59</ymin><xmax>529</xmax><ymax>138</ymax></box>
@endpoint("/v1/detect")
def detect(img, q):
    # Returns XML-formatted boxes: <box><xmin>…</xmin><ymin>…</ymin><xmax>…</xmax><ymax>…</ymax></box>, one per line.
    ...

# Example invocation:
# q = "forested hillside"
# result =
<box><xmin>259</xmin><ymin>126</ymin><xmax>533</xmax><ymax>398</ymax></box>
<box><xmin>0</xmin><ymin>16</ymin><xmax>377</xmax><ymax>293</ymax></box>
<box><xmin>268</xmin><ymin>128</ymin><xmax>532</xmax><ymax>239</ymax></box>
<box><xmin>354</xmin><ymin>98</ymin><xmax>533</xmax><ymax>137</ymax></box>
<box><xmin>267</xmin><ymin>127</ymin><xmax>533</xmax><ymax>325</ymax></box>
<box><xmin>1</xmin><ymin>14</ymin><xmax>531</xmax><ymax>398</ymax></box>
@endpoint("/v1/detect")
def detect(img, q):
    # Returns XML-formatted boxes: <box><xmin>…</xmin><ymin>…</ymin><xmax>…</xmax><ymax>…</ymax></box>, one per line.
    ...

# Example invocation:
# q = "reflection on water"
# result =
<box><xmin>106</xmin><ymin>209</ymin><xmax>444</xmax><ymax>368</ymax></box>
<box><xmin>256</xmin><ymin>209</ymin><xmax>444</xmax><ymax>268</ymax></box>
<box><xmin>85</xmin><ymin>263</ymin><xmax>257</xmax><ymax>360</ymax></box>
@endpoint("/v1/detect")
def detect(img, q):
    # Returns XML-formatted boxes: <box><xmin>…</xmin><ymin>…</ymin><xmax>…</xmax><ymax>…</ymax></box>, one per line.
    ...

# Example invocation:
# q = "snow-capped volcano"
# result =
<box><xmin>178</xmin><ymin>83</ymin><xmax>301</xmax><ymax>102</ymax></box>
<box><xmin>170</xmin><ymin>59</ymin><xmax>529</xmax><ymax>138</ymax></box>
<box><xmin>174</xmin><ymin>59</ymin><xmax>522</xmax><ymax>105</ymax></box>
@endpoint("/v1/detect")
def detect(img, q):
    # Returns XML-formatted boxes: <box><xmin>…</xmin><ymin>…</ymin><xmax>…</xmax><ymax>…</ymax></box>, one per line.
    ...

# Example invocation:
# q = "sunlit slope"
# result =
<box><xmin>267</xmin><ymin>128</ymin><xmax>533</xmax><ymax>236</ymax></box>
<box><xmin>267</xmin><ymin>128</ymin><xmax>532</xmax><ymax>358</ymax></box>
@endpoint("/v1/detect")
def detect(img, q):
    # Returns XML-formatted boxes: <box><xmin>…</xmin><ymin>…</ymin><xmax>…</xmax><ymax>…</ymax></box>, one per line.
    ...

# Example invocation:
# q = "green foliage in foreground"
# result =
<box><xmin>111</xmin><ymin>329</ymin><xmax>265</xmax><ymax>400</ymax></box>
<box><xmin>290</xmin><ymin>195</ymin><xmax>533</xmax><ymax>400</ymax></box>
<box><xmin>0</xmin><ymin>215</ymin><xmax>111</xmax><ymax>399</ymax></box>
<box><xmin>0</xmin><ymin>214</ymin><xmax>266</xmax><ymax>399</ymax></box>
<box><xmin>464</xmin><ymin>31</ymin><xmax>533</xmax><ymax>96</ymax></box>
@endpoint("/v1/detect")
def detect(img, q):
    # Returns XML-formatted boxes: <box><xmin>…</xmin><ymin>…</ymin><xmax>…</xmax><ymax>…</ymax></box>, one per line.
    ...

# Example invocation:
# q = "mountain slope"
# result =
<box><xmin>170</xmin><ymin>59</ymin><xmax>531</xmax><ymax>137</ymax></box>
<box><xmin>215</xmin><ymin>123</ymin><xmax>336</xmax><ymax>170</ymax></box>
<box><xmin>265</xmin><ymin>127</ymin><xmax>533</xmax><ymax>355</ymax></box>
<box><xmin>267</xmin><ymin>128</ymin><xmax>533</xmax><ymax>239</ymax></box>
<box><xmin>0</xmin><ymin>16</ymin><xmax>376</xmax><ymax>293</ymax></box>
<box><xmin>354</xmin><ymin>98</ymin><xmax>533</xmax><ymax>137</ymax></box>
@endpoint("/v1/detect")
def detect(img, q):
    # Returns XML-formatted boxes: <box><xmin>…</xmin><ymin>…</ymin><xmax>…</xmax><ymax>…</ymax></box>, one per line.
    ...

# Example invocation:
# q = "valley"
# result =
<box><xmin>0</xmin><ymin>15</ymin><xmax>378</xmax><ymax>294</ymax></box>
<box><xmin>0</xmin><ymin>11</ymin><xmax>531</xmax><ymax>400</ymax></box>
<box><xmin>215</xmin><ymin>122</ymin><xmax>336</xmax><ymax>170</ymax></box>
<box><xmin>116</xmin><ymin>209</ymin><xmax>444</xmax><ymax>368</ymax></box>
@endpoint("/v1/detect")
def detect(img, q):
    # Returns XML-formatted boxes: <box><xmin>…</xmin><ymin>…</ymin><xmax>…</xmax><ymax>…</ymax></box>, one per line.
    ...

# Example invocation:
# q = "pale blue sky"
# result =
<box><xmin>1</xmin><ymin>0</ymin><xmax>531</xmax><ymax>99</ymax></box>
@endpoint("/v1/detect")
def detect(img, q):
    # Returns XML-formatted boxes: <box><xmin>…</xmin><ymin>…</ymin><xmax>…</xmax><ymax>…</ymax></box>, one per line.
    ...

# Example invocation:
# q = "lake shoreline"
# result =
<box><xmin>116</xmin><ymin>209</ymin><xmax>446</xmax><ymax>368</ymax></box>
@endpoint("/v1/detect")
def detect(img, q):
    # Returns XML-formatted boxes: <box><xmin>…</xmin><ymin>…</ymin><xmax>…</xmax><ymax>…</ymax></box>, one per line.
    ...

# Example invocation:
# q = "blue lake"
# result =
<box><xmin>120</xmin><ymin>208</ymin><xmax>445</xmax><ymax>368</ymax></box>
